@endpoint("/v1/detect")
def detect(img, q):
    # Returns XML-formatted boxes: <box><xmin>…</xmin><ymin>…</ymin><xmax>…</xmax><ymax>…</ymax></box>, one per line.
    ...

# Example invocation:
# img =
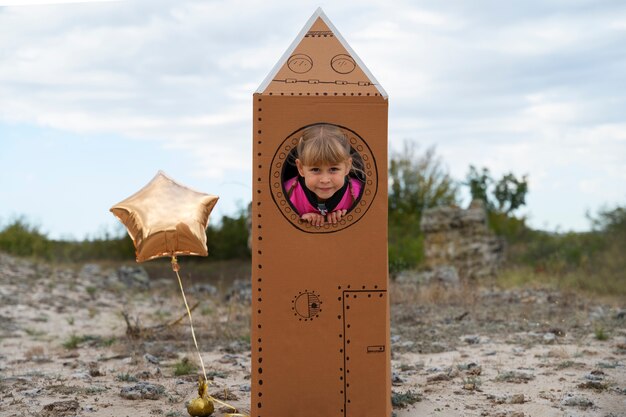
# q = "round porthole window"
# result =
<box><xmin>269</xmin><ymin>123</ymin><xmax>378</xmax><ymax>233</ymax></box>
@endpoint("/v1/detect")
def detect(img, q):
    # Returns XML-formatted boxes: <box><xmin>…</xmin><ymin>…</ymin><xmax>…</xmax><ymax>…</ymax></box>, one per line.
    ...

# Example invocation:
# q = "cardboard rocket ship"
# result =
<box><xmin>251</xmin><ymin>8</ymin><xmax>390</xmax><ymax>417</ymax></box>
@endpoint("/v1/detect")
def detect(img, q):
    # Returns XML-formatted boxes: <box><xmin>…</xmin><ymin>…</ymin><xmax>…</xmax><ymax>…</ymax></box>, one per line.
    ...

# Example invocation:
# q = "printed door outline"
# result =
<box><xmin>341</xmin><ymin>290</ymin><xmax>388</xmax><ymax>417</ymax></box>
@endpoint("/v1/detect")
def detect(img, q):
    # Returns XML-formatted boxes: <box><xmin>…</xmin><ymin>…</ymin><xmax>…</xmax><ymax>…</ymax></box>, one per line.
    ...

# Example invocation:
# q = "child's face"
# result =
<box><xmin>296</xmin><ymin>159</ymin><xmax>352</xmax><ymax>201</ymax></box>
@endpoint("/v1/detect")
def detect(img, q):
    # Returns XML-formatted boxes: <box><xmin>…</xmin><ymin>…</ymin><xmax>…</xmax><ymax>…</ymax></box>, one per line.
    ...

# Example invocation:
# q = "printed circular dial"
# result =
<box><xmin>292</xmin><ymin>290</ymin><xmax>322</xmax><ymax>321</ymax></box>
<box><xmin>270</xmin><ymin>124</ymin><xmax>378</xmax><ymax>233</ymax></box>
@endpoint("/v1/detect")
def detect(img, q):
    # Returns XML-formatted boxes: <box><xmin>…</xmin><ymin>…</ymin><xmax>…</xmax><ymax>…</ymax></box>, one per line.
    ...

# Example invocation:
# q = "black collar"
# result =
<box><xmin>298</xmin><ymin>176</ymin><xmax>349</xmax><ymax>215</ymax></box>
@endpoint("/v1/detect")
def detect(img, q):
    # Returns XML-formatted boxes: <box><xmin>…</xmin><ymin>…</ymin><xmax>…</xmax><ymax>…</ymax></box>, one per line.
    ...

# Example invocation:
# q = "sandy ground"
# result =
<box><xmin>0</xmin><ymin>252</ymin><xmax>624</xmax><ymax>417</ymax></box>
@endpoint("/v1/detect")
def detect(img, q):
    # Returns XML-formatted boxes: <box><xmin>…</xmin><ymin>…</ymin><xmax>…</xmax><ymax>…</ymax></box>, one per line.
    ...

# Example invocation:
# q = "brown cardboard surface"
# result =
<box><xmin>251</xmin><ymin>9</ymin><xmax>390</xmax><ymax>417</ymax></box>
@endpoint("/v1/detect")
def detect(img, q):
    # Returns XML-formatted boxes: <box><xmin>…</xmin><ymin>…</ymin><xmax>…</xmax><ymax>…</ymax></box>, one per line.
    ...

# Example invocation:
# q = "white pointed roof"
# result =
<box><xmin>257</xmin><ymin>8</ymin><xmax>387</xmax><ymax>98</ymax></box>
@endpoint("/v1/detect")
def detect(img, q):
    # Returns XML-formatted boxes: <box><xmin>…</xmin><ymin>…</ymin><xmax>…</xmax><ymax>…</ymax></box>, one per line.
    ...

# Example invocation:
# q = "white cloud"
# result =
<box><xmin>0</xmin><ymin>0</ymin><xmax>122</xmax><ymax>5</ymax></box>
<box><xmin>1</xmin><ymin>0</ymin><xmax>625</xmax><ymax>237</ymax></box>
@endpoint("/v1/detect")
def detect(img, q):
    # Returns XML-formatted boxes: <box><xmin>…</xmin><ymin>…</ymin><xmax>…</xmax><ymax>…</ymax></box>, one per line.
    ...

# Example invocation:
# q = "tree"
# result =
<box><xmin>389</xmin><ymin>142</ymin><xmax>459</xmax><ymax>217</ymax></box>
<box><xmin>465</xmin><ymin>165</ymin><xmax>528</xmax><ymax>215</ymax></box>
<box><xmin>388</xmin><ymin>142</ymin><xmax>459</xmax><ymax>272</ymax></box>
<box><xmin>465</xmin><ymin>166</ymin><xmax>529</xmax><ymax>239</ymax></box>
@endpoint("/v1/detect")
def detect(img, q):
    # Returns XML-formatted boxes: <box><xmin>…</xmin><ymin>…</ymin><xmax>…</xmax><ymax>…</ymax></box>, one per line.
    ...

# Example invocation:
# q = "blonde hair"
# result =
<box><xmin>296</xmin><ymin>124</ymin><xmax>351</xmax><ymax>167</ymax></box>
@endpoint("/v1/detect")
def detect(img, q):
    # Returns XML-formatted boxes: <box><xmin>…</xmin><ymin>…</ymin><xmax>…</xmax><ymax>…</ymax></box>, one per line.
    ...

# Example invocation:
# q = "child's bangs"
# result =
<box><xmin>302</xmin><ymin>138</ymin><xmax>347</xmax><ymax>166</ymax></box>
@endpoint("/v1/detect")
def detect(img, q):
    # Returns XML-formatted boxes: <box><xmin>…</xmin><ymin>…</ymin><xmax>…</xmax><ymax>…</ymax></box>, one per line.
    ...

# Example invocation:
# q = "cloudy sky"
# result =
<box><xmin>0</xmin><ymin>0</ymin><xmax>625</xmax><ymax>239</ymax></box>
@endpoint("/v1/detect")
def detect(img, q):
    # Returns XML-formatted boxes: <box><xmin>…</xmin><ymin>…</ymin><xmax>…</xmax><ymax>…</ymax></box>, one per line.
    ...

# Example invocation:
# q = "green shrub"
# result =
<box><xmin>173</xmin><ymin>357</ymin><xmax>195</xmax><ymax>376</ymax></box>
<box><xmin>206</xmin><ymin>208</ymin><xmax>250</xmax><ymax>260</ymax></box>
<box><xmin>0</xmin><ymin>217</ymin><xmax>52</xmax><ymax>259</ymax></box>
<box><xmin>594</xmin><ymin>327</ymin><xmax>609</xmax><ymax>341</ymax></box>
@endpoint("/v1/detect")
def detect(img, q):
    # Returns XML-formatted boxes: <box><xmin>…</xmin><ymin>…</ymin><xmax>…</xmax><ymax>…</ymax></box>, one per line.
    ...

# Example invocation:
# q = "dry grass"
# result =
<box><xmin>390</xmin><ymin>281</ymin><xmax>478</xmax><ymax>307</ymax></box>
<box><xmin>23</xmin><ymin>346</ymin><xmax>45</xmax><ymax>361</ymax></box>
<box><xmin>496</xmin><ymin>266</ymin><xmax>626</xmax><ymax>301</ymax></box>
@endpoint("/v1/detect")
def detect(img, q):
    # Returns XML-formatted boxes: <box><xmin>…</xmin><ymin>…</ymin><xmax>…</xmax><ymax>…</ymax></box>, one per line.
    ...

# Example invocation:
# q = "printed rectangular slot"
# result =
<box><xmin>367</xmin><ymin>345</ymin><xmax>385</xmax><ymax>353</ymax></box>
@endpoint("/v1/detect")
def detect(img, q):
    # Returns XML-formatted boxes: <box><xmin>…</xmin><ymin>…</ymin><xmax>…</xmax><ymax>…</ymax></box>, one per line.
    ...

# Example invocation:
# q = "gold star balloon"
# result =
<box><xmin>110</xmin><ymin>172</ymin><xmax>247</xmax><ymax>417</ymax></box>
<box><xmin>110</xmin><ymin>171</ymin><xmax>219</xmax><ymax>262</ymax></box>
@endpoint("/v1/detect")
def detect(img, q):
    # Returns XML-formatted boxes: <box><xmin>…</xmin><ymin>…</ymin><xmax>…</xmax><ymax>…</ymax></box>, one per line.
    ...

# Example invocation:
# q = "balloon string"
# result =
<box><xmin>172</xmin><ymin>256</ymin><xmax>209</xmax><ymax>385</ymax></box>
<box><xmin>172</xmin><ymin>256</ymin><xmax>249</xmax><ymax>417</ymax></box>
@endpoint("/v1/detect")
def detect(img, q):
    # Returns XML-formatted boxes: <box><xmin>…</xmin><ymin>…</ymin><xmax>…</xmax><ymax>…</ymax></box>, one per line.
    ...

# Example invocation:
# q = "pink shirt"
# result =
<box><xmin>284</xmin><ymin>176</ymin><xmax>363</xmax><ymax>216</ymax></box>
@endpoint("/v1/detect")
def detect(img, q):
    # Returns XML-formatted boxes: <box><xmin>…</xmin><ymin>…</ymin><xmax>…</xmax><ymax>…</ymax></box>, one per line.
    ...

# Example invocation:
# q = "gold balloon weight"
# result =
<box><xmin>187</xmin><ymin>378</ymin><xmax>214</xmax><ymax>417</ymax></box>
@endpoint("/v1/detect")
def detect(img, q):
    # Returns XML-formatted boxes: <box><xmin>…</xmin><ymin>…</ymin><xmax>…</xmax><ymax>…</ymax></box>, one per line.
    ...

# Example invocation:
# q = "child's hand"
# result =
<box><xmin>326</xmin><ymin>209</ymin><xmax>347</xmax><ymax>224</ymax></box>
<box><xmin>301</xmin><ymin>212</ymin><xmax>325</xmax><ymax>226</ymax></box>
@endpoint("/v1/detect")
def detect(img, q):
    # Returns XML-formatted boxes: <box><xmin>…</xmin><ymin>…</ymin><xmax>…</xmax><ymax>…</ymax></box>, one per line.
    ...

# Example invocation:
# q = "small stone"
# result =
<box><xmin>120</xmin><ymin>382</ymin><xmax>165</xmax><ymax>400</ymax></box>
<box><xmin>495</xmin><ymin>370</ymin><xmax>535</xmax><ymax>383</ymax></box>
<box><xmin>427</xmin><ymin>372</ymin><xmax>450</xmax><ymax>383</ymax></box>
<box><xmin>88</xmin><ymin>362</ymin><xmax>104</xmax><ymax>377</ymax></box>
<box><xmin>191</xmin><ymin>283</ymin><xmax>218</xmax><ymax>295</ymax></box>
<box><xmin>561</xmin><ymin>393</ymin><xmax>593</xmax><ymax>408</ymax></box>
<box><xmin>462</xmin><ymin>335</ymin><xmax>480</xmax><ymax>345</ymax></box>
<box><xmin>509</xmin><ymin>394</ymin><xmax>525</xmax><ymax>404</ymax></box>
<box><xmin>70</xmin><ymin>371</ymin><xmax>92</xmax><ymax>381</ymax></box>
<box><xmin>392</xmin><ymin>372</ymin><xmax>405</xmax><ymax>385</ymax></box>
<box><xmin>41</xmin><ymin>400</ymin><xmax>80</xmax><ymax>416</ymax></box>
<box><xmin>117</xmin><ymin>265</ymin><xmax>150</xmax><ymax>288</ymax></box>
<box><xmin>144</xmin><ymin>353</ymin><xmax>160</xmax><ymax>365</ymax></box>
<box><xmin>543</xmin><ymin>333</ymin><xmax>556</xmax><ymax>344</ymax></box>
<box><xmin>584</xmin><ymin>370</ymin><xmax>606</xmax><ymax>381</ymax></box>
<box><xmin>134</xmin><ymin>370</ymin><xmax>152</xmax><ymax>380</ymax></box>
<box><xmin>22</xmin><ymin>388</ymin><xmax>43</xmax><ymax>397</ymax></box>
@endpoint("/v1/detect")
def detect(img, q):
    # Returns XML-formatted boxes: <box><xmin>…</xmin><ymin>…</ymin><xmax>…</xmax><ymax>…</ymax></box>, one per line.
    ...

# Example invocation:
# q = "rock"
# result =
<box><xmin>584</xmin><ymin>370</ymin><xmax>606</xmax><ymax>381</ymax></box>
<box><xmin>224</xmin><ymin>279</ymin><xmax>251</xmax><ymax>303</ymax></box>
<box><xmin>40</xmin><ymin>400</ymin><xmax>80</xmax><ymax>417</ymax></box>
<box><xmin>88</xmin><ymin>362</ymin><xmax>104</xmax><ymax>377</ymax></box>
<box><xmin>458</xmin><ymin>362</ymin><xmax>481</xmax><ymax>375</ymax></box>
<box><xmin>426</xmin><ymin>367</ymin><xmax>458</xmax><ymax>383</ymax></box>
<box><xmin>487</xmin><ymin>393</ymin><xmax>524</xmax><ymax>404</ymax></box>
<box><xmin>589</xmin><ymin>306</ymin><xmax>606</xmax><ymax>320</ymax></box>
<box><xmin>80</xmin><ymin>264</ymin><xmax>101</xmax><ymax>277</ymax></box>
<box><xmin>120</xmin><ymin>382</ymin><xmax>165</xmax><ymax>400</ymax></box>
<box><xmin>391</xmin><ymin>372</ymin><xmax>404</xmax><ymax>385</ymax></box>
<box><xmin>134</xmin><ymin>370</ymin><xmax>152</xmax><ymax>380</ymax></box>
<box><xmin>117</xmin><ymin>266</ymin><xmax>150</xmax><ymax>288</ymax></box>
<box><xmin>462</xmin><ymin>335</ymin><xmax>481</xmax><ymax>345</ymax></box>
<box><xmin>219</xmin><ymin>354</ymin><xmax>239</xmax><ymax>364</ymax></box>
<box><xmin>144</xmin><ymin>353</ymin><xmax>160</xmax><ymax>365</ymax></box>
<box><xmin>512</xmin><ymin>347</ymin><xmax>525</xmax><ymax>355</ymax></box>
<box><xmin>561</xmin><ymin>393</ymin><xmax>593</xmax><ymax>408</ymax></box>
<box><xmin>547</xmin><ymin>327</ymin><xmax>565</xmax><ymax>336</ymax></box>
<box><xmin>239</xmin><ymin>384</ymin><xmax>251</xmax><ymax>392</ymax></box>
<box><xmin>22</xmin><ymin>387</ymin><xmax>43</xmax><ymax>397</ymax></box>
<box><xmin>420</xmin><ymin>200</ymin><xmax>505</xmax><ymax>281</ymax></box>
<box><xmin>427</xmin><ymin>372</ymin><xmax>450</xmax><ymax>383</ymax></box>
<box><xmin>543</xmin><ymin>333</ymin><xmax>557</xmax><ymax>344</ymax></box>
<box><xmin>191</xmin><ymin>283</ymin><xmax>218</xmax><ymax>295</ymax></box>
<box><xmin>220</xmin><ymin>340</ymin><xmax>250</xmax><ymax>354</ymax></box>
<box><xmin>429</xmin><ymin>342</ymin><xmax>450</xmax><ymax>353</ymax></box>
<box><xmin>70</xmin><ymin>371</ymin><xmax>92</xmax><ymax>381</ymax></box>
<box><xmin>495</xmin><ymin>370</ymin><xmax>535</xmax><ymax>383</ymax></box>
